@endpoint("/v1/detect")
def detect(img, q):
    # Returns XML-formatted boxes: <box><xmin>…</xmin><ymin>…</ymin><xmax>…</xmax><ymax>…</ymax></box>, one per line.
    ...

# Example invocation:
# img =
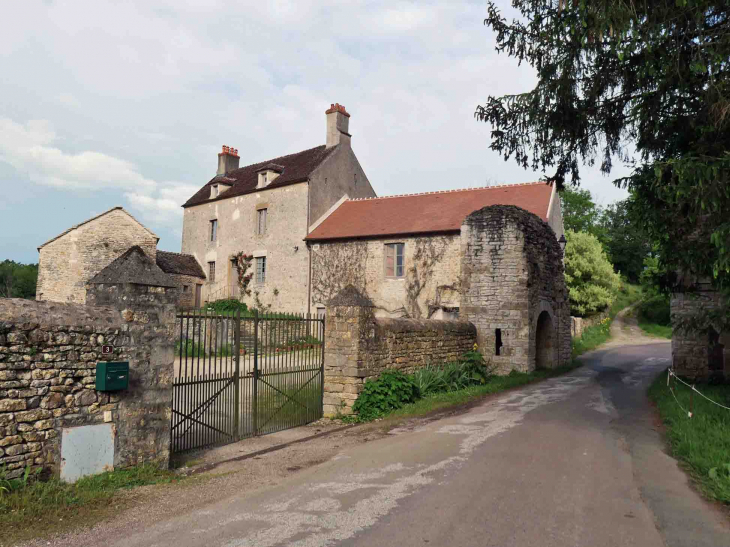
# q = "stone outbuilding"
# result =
<box><xmin>306</xmin><ymin>182</ymin><xmax>565</xmax><ymax>321</ymax></box>
<box><xmin>460</xmin><ymin>205</ymin><xmax>571</xmax><ymax>373</ymax></box>
<box><xmin>36</xmin><ymin>207</ymin><xmax>205</xmax><ymax>307</ymax></box>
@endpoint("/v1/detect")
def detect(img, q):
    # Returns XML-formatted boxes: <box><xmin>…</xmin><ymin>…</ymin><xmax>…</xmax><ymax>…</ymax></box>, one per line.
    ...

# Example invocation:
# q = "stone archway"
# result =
<box><xmin>535</xmin><ymin>310</ymin><xmax>554</xmax><ymax>369</ymax></box>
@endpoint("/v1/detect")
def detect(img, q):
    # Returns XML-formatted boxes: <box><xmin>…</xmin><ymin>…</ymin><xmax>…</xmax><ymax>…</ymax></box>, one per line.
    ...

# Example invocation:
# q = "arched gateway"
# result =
<box><xmin>459</xmin><ymin>205</ymin><xmax>571</xmax><ymax>373</ymax></box>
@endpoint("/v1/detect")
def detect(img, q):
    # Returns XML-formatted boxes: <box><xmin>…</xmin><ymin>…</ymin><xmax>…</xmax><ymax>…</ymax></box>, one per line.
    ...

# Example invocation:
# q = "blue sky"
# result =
<box><xmin>0</xmin><ymin>0</ymin><xmax>629</xmax><ymax>264</ymax></box>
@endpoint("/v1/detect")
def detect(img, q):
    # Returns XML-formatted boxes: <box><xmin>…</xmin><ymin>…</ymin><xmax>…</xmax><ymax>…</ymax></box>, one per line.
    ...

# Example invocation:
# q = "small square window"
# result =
<box><xmin>183</xmin><ymin>285</ymin><xmax>190</xmax><ymax>293</ymax></box>
<box><xmin>208</xmin><ymin>261</ymin><xmax>216</xmax><ymax>282</ymax></box>
<box><xmin>257</xmin><ymin>208</ymin><xmax>267</xmax><ymax>235</ymax></box>
<box><xmin>384</xmin><ymin>243</ymin><xmax>404</xmax><ymax>278</ymax></box>
<box><xmin>255</xmin><ymin>256</ymin><xmax>266</xmax><ymax>284</ymax></box>
<box><xmin>210</xmin><ymin>219</ymin><xmax>218</xmax><ymax>242</ymax></box>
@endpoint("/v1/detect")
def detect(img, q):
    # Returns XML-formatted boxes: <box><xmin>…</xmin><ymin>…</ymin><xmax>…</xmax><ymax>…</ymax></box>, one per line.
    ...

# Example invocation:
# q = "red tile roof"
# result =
<box><xmin>306</xmin><ymin>182</ymin><xmax>554</xmax><ymax>241</ymax></box>
<box><xmin>183</xmin><ymin>145</ymin><xmax>336</xmax><ymax>208</ymax></box>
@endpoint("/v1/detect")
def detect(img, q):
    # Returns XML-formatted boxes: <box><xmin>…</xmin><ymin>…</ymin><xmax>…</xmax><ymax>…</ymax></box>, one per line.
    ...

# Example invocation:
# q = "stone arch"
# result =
<box><xmin>533</xmin><ymin>301</ymin><xmax>558</xmax><ymax>370</ymax></box>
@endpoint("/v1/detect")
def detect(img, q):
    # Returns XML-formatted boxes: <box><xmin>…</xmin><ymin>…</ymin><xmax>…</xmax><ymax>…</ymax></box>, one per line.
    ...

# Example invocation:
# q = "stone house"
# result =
<box><xmin>180</xmin><ymin>103</ymin><xmax>376</xmax><ymax>313</ymax></box>
<box><xmin>306</xmin><ymin>182</ymin><xmax>564</xmax><ymax>320</ymax></box>
<box><xmin>36</xmin><ymin>207</ymin><xmax>205</xmax><ymax>307</ymax></box>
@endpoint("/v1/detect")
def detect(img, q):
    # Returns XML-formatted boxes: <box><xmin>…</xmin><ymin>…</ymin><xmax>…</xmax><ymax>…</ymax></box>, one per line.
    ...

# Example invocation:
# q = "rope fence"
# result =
<box><xmin>666</xmin><ymin>368</ymin><xmax>730</xmax><ymax>419</ymax></box>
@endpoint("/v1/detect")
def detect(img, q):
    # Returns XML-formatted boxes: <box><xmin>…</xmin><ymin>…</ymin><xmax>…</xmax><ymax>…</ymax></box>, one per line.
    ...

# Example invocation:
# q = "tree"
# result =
<box><xmin>563</xmin><ymin>230</ymin><xmax>621</xmax><ymax>316</ymax></box>
<box><xmin>597</xmin><ymin>199</ymin><xmax>651</xmax><ymax>283</ymax></box>
<box><xmin>559</xmin><ymin>187</ymin><xmax>604</xmax><ymax>237</ymax></box>
<box><xmin>0</xmin><ymin>261</ymin><xmax>38</xmax><ymax>299</ymax></box>
<box><xmin>476</xmin><ymin>1</ymin><xmax>730</xmax><ymax>292</ymax></box>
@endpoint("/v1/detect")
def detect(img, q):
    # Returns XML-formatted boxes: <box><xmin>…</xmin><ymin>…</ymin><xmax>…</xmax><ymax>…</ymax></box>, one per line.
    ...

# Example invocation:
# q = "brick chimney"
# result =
<box><xmin>217</xmin><ymin>145</ymin><xmax>240</xmax><ymax>175</ymax></box>
<box><xmin>325</xmin><ymin>103</ymin><xmax>351</xmax><ymax>148</ymax></box>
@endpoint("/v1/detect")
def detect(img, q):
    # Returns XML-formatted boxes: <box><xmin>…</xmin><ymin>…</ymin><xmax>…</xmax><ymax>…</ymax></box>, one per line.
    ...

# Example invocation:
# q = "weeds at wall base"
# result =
<box><xmin>0</xmin><ymin>464</ymin><xmax>182</xmax><ymax>546</ymax></box>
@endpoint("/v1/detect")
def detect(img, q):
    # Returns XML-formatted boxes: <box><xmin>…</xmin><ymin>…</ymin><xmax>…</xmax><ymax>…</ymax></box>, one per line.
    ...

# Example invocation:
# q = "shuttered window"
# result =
<box><xmin>257</xmin><ymin>209</ymin><xmax>267</xmax><ymax>235</ymax></box>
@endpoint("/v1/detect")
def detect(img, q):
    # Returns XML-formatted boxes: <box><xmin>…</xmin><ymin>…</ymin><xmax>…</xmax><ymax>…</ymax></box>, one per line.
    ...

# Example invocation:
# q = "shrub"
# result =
<box><xmin>564</xmin><ymin>229</ymin><xmax>622</xmax><ymax>316</ymax></box>
<box><xmin>352</xmin><ymin>371</ymin><xmax>420</xmax><ymax>421</ymax></box>
<box><xmin>412</xmin><ymin>351</ymin><xmax>494</xmax><ymax>395</ymax></box>
<box><xmin>206</xmin><ymin>299</ymin><xmax>248</xmax><ymax>314</ymax></box>
<box><xmin>638</xmin><ymin>294</ymin><xmax>671</xmax><ymax>326</ymax></box>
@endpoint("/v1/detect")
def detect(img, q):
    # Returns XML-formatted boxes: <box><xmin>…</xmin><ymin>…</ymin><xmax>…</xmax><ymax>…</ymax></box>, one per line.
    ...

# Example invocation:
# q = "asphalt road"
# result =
<box><xmin>35</xmin><ymin>315</ymin><xmax>730</xmax><ymax>547</ymax></box>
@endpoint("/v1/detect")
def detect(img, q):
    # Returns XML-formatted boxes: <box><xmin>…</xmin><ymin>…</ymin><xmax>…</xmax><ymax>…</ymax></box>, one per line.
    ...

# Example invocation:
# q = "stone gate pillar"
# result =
<box><xmin>323</xmin><ymin>285</ymin><xmax>375</xmax><ymax>417</ymax></box>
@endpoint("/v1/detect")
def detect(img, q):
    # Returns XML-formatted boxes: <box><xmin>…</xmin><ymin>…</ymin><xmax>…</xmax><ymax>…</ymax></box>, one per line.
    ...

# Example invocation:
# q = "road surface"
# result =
<box><xmin>28</xmin><ymin>311</ymin><xmax>730</xmax><ymax>547</ymax></box>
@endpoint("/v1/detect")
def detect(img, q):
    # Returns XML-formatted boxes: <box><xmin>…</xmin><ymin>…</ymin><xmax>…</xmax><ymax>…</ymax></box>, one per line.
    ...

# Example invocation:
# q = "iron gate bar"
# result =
<box><xmin>256</xmin><ymin>371</ymin><xmax>322</xmax><ymax>431</ymax></box>
<box><xmin>170</xmin><ymin>376</ymin><xmax>235</xmax><ymax>432</ymax></box>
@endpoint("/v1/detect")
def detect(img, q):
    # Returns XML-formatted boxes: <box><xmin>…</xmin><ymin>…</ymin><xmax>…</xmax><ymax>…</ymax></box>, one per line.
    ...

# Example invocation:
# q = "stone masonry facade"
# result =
<box><xmin>311</xmin><ymin>234</ymin><xmax>461</xmax><ymax>319</ymax></box>
<box><xmin>460</xmin><ymin>206</ymin><xmax>571</xmax><ymax>374</ymax></box>
<box><xmin>671</xmin><ymin>284</ymin><xmax>730</xmax><ymax>380</ymax></box>
<box><xmin>37</xmin><ymin>208</ymin><xmax>159</xmax><ymax>305</ymax></box>
<box><xmin>0</xmin><ymin>283</ymin><xmax>176</xmax><ymax>479</ymax></box>
<box><xmin>322</xmin><ymin>286</ymin><xmax>476</xmax><ymax>416</ymax></box>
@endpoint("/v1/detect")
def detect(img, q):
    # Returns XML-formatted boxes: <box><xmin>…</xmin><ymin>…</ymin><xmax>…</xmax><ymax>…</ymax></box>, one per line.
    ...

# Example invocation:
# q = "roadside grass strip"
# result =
<box><xmin>648</xmin><ymin>370</ymin><xmax>730</xmax><ymax>504</ymax></box>
<box><xmin>637</xmin><ymin>321</ymin><xmax>672</xmax><ymax>339</ymax></box>
<box><xmin>0</xmin><ymin>464</ymin><xmax>182</xmax><ymax>545</ymax></box>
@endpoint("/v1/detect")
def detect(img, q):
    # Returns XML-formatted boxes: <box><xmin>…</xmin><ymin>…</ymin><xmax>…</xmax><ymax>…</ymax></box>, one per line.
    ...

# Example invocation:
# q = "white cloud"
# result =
<box><xmin>1</xmin><ymin>0</ymin><xmax>631</xmax><ymax>262</ymax></box>
<box><xmin>0</xmin><ymin>118</ymin><xmax>156</xmax><ymax>193</ymax></box>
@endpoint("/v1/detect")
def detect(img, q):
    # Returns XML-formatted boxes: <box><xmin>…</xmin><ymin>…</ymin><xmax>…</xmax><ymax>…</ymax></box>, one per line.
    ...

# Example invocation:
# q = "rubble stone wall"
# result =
<box><xmin>0</xmin><ymin>284</ymin><xmax>175</xmax><ymax>479</ymax></box>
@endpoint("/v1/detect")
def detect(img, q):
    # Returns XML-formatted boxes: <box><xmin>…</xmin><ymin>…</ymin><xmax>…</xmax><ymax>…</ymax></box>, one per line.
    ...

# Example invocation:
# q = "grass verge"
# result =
<box><xmin>0</xmin><ymin>464</ymin><xmax>183</xmax><ymax>545</ymax></box>
<box><xmin>343</xmin><ymin>361</ymin><xmax>583</xmax><ymax>424</ymax></box>
<box><xmin>571</xmin><ymin>283</ymin><xmax>643</xmax><ymax>358</ymax></box>
<box><xmin>648</xmin><ymin>371</ymin><xmax>730</xmax><ymax>504</ymax></box>
<box><xmin>637</xmin><ymin>320</ymin><xmax>672</xmax><ymax>339</ymax></box>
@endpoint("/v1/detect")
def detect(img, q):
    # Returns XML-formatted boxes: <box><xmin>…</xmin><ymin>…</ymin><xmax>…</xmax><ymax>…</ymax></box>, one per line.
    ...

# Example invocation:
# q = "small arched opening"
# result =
<box><xmin>535</xmin><ymin>311</ymin><xmax>554</xmax><ymax>369</ymax></box>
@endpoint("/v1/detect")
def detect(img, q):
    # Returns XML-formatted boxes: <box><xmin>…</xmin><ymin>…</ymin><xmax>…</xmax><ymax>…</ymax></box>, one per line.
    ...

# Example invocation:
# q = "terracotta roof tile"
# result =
<box><xmin>183</xmin><ymin>145</ymin><xmax>337</xmax><ymax>208</ymax></box>
<box><xmin>306</xmin><ymin>182</ymin><xmax>553</xmax><ymax>241</ymax></box>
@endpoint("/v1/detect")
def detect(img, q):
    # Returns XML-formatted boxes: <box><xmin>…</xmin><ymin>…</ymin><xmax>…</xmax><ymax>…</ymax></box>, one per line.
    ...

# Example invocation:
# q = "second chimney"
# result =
<box><xmin>325</xmin><ymin>103</ymin><xmax>351</xmax><ymax>148</ymax></box>
<box><xmin>217</xmin><ymin>145</ymin><xmax>240</xmax><ymax>175</ymax></box>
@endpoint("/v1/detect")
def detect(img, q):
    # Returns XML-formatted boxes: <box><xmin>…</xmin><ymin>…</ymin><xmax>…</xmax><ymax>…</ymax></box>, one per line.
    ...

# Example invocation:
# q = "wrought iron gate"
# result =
<box><xmin>171</xmin><ymin>309</ymin><xmax>324</xmax><ymax>453</ymax></box>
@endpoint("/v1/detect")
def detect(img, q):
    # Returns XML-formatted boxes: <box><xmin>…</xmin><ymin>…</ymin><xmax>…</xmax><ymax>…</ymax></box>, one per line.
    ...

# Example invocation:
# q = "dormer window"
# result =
<box><xmin>256</xmin><ymin>164</ymin><xmax>284</xmax><ymax>189</ymax></box>
<box><xmin>210</xmin><ymin>182</ymin><xmax>231</xmax><ymax>199</ymax></box>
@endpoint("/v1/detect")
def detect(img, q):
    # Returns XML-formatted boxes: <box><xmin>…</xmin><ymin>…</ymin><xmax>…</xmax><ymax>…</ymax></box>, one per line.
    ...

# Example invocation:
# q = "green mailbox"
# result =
<box><xmin>96</xmin><ymin>362</ymin><xmax>129</xmax><ymax>392</ymax></box>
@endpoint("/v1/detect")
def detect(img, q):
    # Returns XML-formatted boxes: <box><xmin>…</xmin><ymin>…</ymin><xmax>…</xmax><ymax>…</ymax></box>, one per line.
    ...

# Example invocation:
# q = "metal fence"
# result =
<box><xmin>171</xmin><ymin>308</ymin><xmax>324</xmax><ymax>453</ymax></box>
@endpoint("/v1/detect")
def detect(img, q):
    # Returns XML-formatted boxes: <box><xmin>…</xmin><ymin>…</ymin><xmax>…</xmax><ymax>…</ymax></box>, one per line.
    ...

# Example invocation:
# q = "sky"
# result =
<box><xmin>0</xmin><ymin>0</ymin><xmax>630</xmax><ymax>264</ymax></box>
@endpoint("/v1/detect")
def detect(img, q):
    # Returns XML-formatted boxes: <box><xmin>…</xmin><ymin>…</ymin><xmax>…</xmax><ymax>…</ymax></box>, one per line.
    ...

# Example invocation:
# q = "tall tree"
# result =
<box><xmin>598</xmin><ymin>199</ymin><xmax>651</xmax><ymax>283</ymax></box>
<box><xmin>559</xmin><ymin>187</ymin><xmax>603</xmax><ymax>236</ymax></box>
<box><xmin>476</xmin><ymin>0</ymin><xmax>730</xmax><ymax>291</ymax></box>
<box><xmin>0</xmin><ymin>261</ymin><xmax>38</xmax><ymax>299</ymax></box>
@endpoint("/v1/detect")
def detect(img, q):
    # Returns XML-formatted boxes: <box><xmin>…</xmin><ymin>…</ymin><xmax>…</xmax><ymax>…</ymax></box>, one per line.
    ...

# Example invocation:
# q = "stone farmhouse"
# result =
<box><xmin>180</xmin><ymin>103</ymin><xmax>376</xmax><ymax>312</ymax></box>
<box><xmin>306</xmin><ymin>182</ymin><xmax>564</xmax><ymax>320</ymax></box>
<box><xmin>36</xmin><ymin>207</ymin><xmax>205</xmax><ymax>308</ymax></box>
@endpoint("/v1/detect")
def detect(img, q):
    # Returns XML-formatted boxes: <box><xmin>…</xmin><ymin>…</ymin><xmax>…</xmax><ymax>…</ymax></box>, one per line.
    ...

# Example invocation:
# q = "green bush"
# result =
<box><xmin>205</xmin><ymin>299</ymin><xmax>248</xmax><ymax>314</ymax></box>
<box><xmin>352</xmin><ymin>371</ymin><xmax>420</xmax><ymax>421</ymax></box>
<box><xmin>638</xmin><ymin>294</ymin><xmax>671</xmax><ymax>326</ymax></box>
<box><xmin>564</xmin><ymin>229</ymin><xmax>622</xmax><ymax>316</ymax></box>
<box><xmin>412</xmin><ymin>352</ymin><xmax>493</xmax><ymax>395</ymax></box>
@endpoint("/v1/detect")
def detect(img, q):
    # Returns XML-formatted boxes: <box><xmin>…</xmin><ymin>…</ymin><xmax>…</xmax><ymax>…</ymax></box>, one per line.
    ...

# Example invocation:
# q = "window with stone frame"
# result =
<box><xmin>384</xmin><ymin>243</ymin><xmax>405</xmax><ymax>278</ymax></box>
<box><xmin>208</xmin><ymin>261</ymin><xmax>216</xmax><ymax>282</ymax></box>
<box><xmin>210</xmin><ymin>219</ymin><xmax>218</xmax><ymax>242</ymax></box>
<box><xmin>255</xmin><ymin>256</ymin><xmax>266</xmax><ymax>284</ymax></box>
<box><xmin>257</xmin><ymin>208</ymin><xmax>267</xmax><ymax>235</ymax></box>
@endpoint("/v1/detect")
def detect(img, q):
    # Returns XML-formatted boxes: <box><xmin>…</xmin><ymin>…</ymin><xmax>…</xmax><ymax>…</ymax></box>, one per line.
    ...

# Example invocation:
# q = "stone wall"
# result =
<box><xmin>0</xmin><ymin>283</ymin><xmax>175</xmax><ymax>480</ymax></box>
<box><xmin>167</xmin><ymin>273</ymin><xmax>204</xmax><ymax>308</ymax></box>
<box><xmin>311</xmin><ymin>234</ymin><xmax>461</xmax><ymax>319</ymax></box>
<box><xmin>460</xmin><ymin>205</ymin><xmax>571</xmax><ymax>374</ymax></box>
<box><xmin>322</xmin><ymin>286</ymin><xmax>476</xmax><ymax>416</ymax></box>
<box><xmin>37</xmin><ymin>208</ymin><xmax>158</xmax><ymax>305</ymax></box>
<box><xmin>570</xmin><ymin>310</ymin><xmax>610</xmax><ymax>339</ymax></box>
<box><xmin>671</xmin><ymin>285</ymin><xmax>729</xmax><ymax>380</ymax></box>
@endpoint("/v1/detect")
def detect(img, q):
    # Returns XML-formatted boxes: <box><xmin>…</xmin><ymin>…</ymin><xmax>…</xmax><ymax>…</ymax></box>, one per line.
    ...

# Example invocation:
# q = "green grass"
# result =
<box><xmin>637</xmin><ymin>321</ymin><xmax>673</xmax><ymax>339</ymax></box>
<box><xmin>341</xmin><ymin>361</ymin><xmax>583</xmax><ymax>423</ymax></box>
<box><xmin>610</xmin><ymin>282</ymin><xmax>643</xmax><ymax>318</ymax></box>
<box><xmin>0</xmin><ymin>464</ymin><xmax>180</xmax><ymax>545</ymax></box>
<box><xmin>648</xmin><ymin>371</ymin><xmax>730</xmax><ymax>504</ymax></box>
<box><xmin>570</xmin><ymin>282</ymin><xmax>643</xmax><ymax>358</ymax></box>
